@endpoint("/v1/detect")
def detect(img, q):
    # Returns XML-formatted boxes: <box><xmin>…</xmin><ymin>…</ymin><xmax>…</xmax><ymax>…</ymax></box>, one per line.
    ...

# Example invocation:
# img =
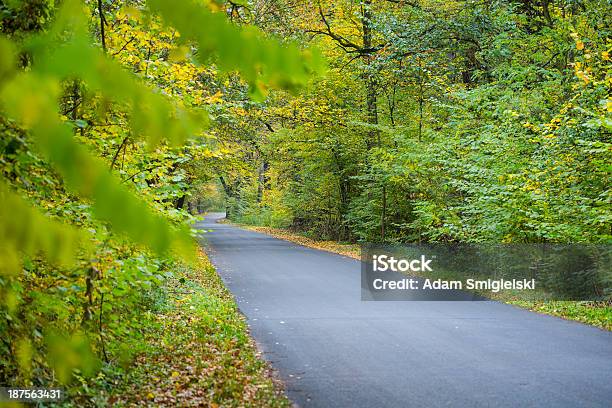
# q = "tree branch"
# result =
<box><xmin>305</xmin><ymin>2</ymin><xmax>384</xmax><ymax>56</ymax></box>
<box><xmin>110</xmin><ymin>136</ymin><xmax>129</xmax><ymax>171</ymax></box>
<box><xmin>112</xmin><ymin>36</ymin><xmax>135</xmax><ymax>56</ymax></box>
<box><xmin>121</xmin><ymin>164</ymin><xmax>163</xmax><ymax>184</ymax></box>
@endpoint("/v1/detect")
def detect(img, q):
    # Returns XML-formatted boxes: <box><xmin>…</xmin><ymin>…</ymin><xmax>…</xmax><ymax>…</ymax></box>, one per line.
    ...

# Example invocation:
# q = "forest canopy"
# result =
<box><xmin>223</xmin><ymin>0</ymin><xmax>610</xmax><ymax>245</ymax></box>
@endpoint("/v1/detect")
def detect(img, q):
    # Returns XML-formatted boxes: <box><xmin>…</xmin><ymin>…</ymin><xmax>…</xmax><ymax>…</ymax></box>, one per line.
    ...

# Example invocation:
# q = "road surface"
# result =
<box><xmin>197</xmin><ymin>213</ymin><xmax>612</xmax><ymax>408</ymax></box>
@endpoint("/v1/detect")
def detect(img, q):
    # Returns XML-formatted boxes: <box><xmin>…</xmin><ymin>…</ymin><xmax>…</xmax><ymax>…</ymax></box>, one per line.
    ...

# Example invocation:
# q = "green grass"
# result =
<box><xmin>508</xmin><ymin>300</ymin><xmax>611</xmax><ymax>331</ymax></box>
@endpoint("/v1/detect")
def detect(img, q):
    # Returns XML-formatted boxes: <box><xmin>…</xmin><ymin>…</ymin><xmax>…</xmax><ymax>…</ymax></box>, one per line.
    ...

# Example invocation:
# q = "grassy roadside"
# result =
<box><xmin>238</xmin><ymin>224</ymin><xmax>611</xmax><ymax>331</ymax></box>
<box><xmin>68</xmin><ymin>250</ymin><xmax>290</xmax><ymax>407</ymax></box>
<box><xmin>506</xmin><ymin>300</ymin><xmax>611</xmax><ymax>331</ymax></box>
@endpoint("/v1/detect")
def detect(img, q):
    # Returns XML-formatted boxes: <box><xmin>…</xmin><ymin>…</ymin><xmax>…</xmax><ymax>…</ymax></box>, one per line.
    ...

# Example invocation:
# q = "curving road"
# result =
<box><xmin>197</xmin><ymin>213</ymin><xmax>612</xmax><ymax>408</ymax></box>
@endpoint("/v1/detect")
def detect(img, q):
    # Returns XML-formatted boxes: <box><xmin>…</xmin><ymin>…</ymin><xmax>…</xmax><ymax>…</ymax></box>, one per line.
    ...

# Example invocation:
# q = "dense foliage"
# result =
<box><xmin>226</xmin><ymin>0</ymin><xmax>611</xmax><ymax>245</ymax></box>
<box><xmin>0</xmin><ymin>0</ymin><xmax>320</xmax><ymax>399</ymax></box>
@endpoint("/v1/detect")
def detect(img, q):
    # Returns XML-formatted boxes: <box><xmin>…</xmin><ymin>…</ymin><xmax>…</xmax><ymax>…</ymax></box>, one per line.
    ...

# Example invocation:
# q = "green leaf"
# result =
<box><xmin>0</xmin><ymin>181</ymin><xmax>89</xmax><ymax>275</ymax></box>
<box><xmin>146</xmin><ymin>0</ymin><xmax>325</xmax><ymax>95</ymax></box>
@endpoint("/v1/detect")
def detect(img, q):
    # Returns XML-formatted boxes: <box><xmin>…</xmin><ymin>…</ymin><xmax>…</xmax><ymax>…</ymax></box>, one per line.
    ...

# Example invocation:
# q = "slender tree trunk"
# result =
<box><xmin>219</xmin><ymin>175</ymin><xmax>237</xmax><ymax>219</ymax></box>
<box><xmin>362</xmin><ymin>0</ymin><xmax>379</xmax><ymax>148</ymax></box>
<box><xmin>110</xmin><ymin>136</ymin><xmax>129</xmax><ymax>171</ymax></box>
<box><xmin>331</xmin><ymin>144</ymin><xmax>350</xmax><ymax>241</ymax></box>
<box><xmin>387</xmin><ymin>83</ymin><xmax>396</xmax><ymax>127</ymax></box>
<box><xmin>418</xmin><ymin>59</ymin><xmax>424</xmax><ymax>141</ymax></box>
<box><xmin>418</xmin><ymin>92</ymin><xmax>423</xmax><ymax>142</ymax></box>
<box><xmin>256</xmin><ymin>160</ymin><xmax>269</xmax><ymax>203</ymax></box>
<box><xmin>542</xmin><ymin>0</ymin><xmax>553</xmax><ymax>27</ymax></box>
<box><xmin>97</xmin><ymin>0</ymin><xmax>106</xmax><ymax>53</ymax></box>
<box><xmin>366</xmin><ymin>78</ymin><xmax>379</xmax><ymax>146</ymax></box>
<box><xmin>381</xmin><ymin>184</ymin><xmax>386</xmax><ymax>241</ymax></box>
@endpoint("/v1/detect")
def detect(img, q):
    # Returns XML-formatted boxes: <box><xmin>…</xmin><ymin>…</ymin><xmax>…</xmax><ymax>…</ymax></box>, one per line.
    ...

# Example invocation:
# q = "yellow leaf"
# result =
<box><xmin>205</xmin><ymin>91</ymin><xmax>224</xmax><ymax>104</ymax></box>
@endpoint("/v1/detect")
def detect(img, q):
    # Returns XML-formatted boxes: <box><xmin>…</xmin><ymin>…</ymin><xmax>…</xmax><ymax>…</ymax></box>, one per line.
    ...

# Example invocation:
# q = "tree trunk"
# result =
<box><xmin>366</xmin><ymin>78</ymin><xmax>379</xmax><ymax>146</ymax></box>
<box><xmin>381</xmin><ymin>184</ymin><xmax>386</xmax><ymax>241</ymax></box>
<box><xmin>97</xmin><ymin>0</ymin><xmax>106</xmax><ymax>53</ymax></box>
<box><xmin>219</xmin><ymin>175</ymin><xmax>239</xmax><ymax>219</ymax></box>
<box><xmin>256</xmin><ymin>160</ymin><xmax>269</xmax><ymax>203</ymax></box>
<box><xmin>542</xmin><ymin>0</ymin><xmax>553</xmax><ymax>27</ymax></box>
<box><xmin>362</xmin><ymin>0</ymin><xmax>379</xmax><ymax>148</ymax></box>
<box><xmin>418</xmin><ymin>92</ymin><xmax>423</xmax><ymax>142</ymax></box>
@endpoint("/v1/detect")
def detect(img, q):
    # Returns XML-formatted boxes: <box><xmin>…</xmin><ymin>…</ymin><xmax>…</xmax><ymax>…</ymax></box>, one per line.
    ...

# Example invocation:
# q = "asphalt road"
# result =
<box><xmin>198</xmin><ymin>213</ymin><xmax>612</xmax><ymax>408</ymax></box>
